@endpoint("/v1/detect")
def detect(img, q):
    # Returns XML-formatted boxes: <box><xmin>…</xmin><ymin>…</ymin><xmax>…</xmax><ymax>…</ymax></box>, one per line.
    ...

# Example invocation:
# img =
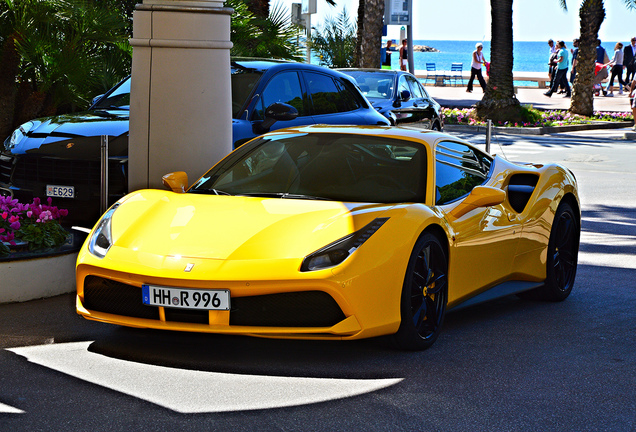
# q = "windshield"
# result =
<box><xmin>191</xmin><ymin>133</ymin><xmax>426</xmax><ymax>203</ymax></box>
<box><xmin>343</xmin><ymin>72</ymin><xmax>395</xmax><ymax>101</ymax></box>
<box><xmin>92</xmin><ymin>78</ymin><xmax>131</xmax><ymax>110</ymax></box>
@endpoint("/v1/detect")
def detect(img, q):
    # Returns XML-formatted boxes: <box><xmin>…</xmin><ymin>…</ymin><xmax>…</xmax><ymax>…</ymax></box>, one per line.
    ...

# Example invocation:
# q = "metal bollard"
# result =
<box><xmin>100</xmin><ymin>135</ymin><xmax>109</xmax><ymax>215</ymax></box>
<box><xmin>486</xmin><ymin>119</ymin><xmax>492</xmax><ymax>154</ymax></box>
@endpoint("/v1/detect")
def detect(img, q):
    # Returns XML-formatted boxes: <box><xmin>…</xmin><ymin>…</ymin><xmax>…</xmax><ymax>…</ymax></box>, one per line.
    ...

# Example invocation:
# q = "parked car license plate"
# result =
<box><xmin>46</xmin><ymin>184</ymin><xmax>75</xmax><ymax>198</ymax></box>
<box><xmin>142</xmin><ymin>285</ymin><xmax>230</xmax><ymax>310</ymax></box>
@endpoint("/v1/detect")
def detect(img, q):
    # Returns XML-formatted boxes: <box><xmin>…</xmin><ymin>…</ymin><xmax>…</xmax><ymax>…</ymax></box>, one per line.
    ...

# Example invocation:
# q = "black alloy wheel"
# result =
<box><xmin>543</xmin><ymin>201</ymin><xmax>579</xmax><ymax>300</ymax></box>
<box><xmin>393</xmin><ymin>232</ymin><xmax>448</xmax><ymax>351</ymax></box>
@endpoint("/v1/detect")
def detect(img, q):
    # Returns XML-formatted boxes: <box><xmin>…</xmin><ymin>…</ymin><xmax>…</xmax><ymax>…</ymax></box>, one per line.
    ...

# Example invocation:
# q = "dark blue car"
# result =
<box><xmin>0</xmin><ymin>60</ymin><xmax>389</xmax><ymax>225</ymax></box>
<box><xmin>338</xmin><ymin>69</ymin><xmax>443</xmax><ymax>130</ymax></box>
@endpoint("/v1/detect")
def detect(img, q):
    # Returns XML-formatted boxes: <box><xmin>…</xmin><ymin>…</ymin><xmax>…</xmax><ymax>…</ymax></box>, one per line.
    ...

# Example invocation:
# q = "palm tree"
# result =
<box><xmin>474</xmin><ymin>0</ymin><xmax>522</xmax><ymax>122</ymax></box>
<box><xmin>310</xmin><ymin>8</ymin><xmax>356</xmax><ymax>67</ymax></box>
<box><xmin>569</xmin><ymin>0</ymin><xmax>605</xmax><ymax>115</ymax></box>
<box><xmin>354</xmin><ymin>0</ymin><xmax>384</xmax><ymax>68</ymax></box>
<box><xmin>0</xmin><ymin>0</ymin><xmax>130</xmax><ymax>137</ymax></box>
<box><xmin>228</xmin><ymin>0</ymin><xmax>304</xmax><ymax>60</ymax></box>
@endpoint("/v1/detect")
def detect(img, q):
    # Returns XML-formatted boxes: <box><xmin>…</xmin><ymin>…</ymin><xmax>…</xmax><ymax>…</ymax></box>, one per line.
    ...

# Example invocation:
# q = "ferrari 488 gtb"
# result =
<box><xmin>76</xmin><ymin>126</ymin><xmax>580</xmax><ymax>350</ymax></box>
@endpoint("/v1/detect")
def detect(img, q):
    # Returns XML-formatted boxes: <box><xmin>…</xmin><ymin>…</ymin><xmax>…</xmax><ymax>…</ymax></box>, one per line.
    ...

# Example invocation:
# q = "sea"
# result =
<box><xmin>381</xmin><ymin>39</ymin><xmax>624</xmax><ymax>86</ymax></box>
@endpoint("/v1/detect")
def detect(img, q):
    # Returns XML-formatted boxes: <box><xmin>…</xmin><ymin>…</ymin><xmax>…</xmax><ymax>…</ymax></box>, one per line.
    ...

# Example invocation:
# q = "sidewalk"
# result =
<box><xmin>425</xmin><ymin>85</ymin><xmax>632</xmax><ymax>112</ymax></box>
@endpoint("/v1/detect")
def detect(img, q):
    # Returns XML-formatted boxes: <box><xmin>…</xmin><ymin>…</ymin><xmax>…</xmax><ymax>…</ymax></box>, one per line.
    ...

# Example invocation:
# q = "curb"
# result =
<box><xmin>444</xmin><ymin>121</ymin><xmax>634</xmax><ymax>135</ymax></box>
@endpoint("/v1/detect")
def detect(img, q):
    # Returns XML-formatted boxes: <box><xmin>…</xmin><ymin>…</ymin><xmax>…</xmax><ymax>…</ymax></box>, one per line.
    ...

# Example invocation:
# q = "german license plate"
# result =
<box><xmin>142</xmin><ymin>285</ymin><xmax>230</xmax><ymax>310</ymax></box>
<box><xmin>46</xmin><ymin>184</ymin><xmax>75</xmax><ymax>198</ymax></box>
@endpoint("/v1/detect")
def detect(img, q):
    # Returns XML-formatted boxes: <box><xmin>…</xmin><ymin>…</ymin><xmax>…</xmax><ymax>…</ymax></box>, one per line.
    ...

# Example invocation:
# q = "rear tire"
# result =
<box><xmin>393</xmin><ymin>233</ymin><xmax>448</xmax><ymax>351</ymax></box>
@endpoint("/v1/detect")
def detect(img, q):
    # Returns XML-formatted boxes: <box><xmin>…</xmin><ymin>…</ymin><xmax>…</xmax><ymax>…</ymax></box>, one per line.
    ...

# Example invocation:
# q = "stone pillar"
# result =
<box><xmin>128</xmin><ymin>0</ymin><xmax>233</xmax><ymax>191</ymax></box>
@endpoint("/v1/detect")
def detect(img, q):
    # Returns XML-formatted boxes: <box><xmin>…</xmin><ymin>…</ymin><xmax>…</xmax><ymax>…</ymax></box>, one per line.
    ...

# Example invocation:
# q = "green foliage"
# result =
<box><xmin>18</xmin><ymin>221</ymin><xmax>68</xmax><ymax>251</ymax></box>
<box><xmin>227</xmin><ymin>0</ymin><xmax>303</xmax><ymax>61</ymax></box>
<box><xmin>0</xmin><ymin>0</ymin><xmax>132</xmax><ymax>127</ymax></box>
<box><xmin>309</xmin><ymin>8</ymin><xmax>357</xmax><ymax>68</ymax></box>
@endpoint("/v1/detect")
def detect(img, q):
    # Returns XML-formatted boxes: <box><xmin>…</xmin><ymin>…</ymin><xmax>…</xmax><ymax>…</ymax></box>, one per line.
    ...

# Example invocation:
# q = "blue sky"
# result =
<box><xmin>278</xmin><ymin>0</ymin><xmax>636</xmax><ymax>42</ymax></box>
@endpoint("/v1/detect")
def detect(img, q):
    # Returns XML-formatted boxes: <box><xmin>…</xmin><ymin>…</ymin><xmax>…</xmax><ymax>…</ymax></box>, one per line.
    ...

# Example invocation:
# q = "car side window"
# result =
<box><xmin>397</xmin><ymin>76</ymin><xmax>410</xmax><ymax>97</ymax></box>
<box><xmin>406</xmin><ymin>76</ymin><xmax>424</xmax><ymax>99</ymax></box>
<box><xmin>435</xmin><ymin>141</ymin><xmax>492</xmax><ymax>205</ymax></box>
<box><xmin>253</xmin><ymin>71</ymin><xmax>305</xmax><ymax>120</ymax></box>
<box><xmin>306</xmin><ymin>72</ymin><xmax>358</xmax><ymax>115</ymax></box>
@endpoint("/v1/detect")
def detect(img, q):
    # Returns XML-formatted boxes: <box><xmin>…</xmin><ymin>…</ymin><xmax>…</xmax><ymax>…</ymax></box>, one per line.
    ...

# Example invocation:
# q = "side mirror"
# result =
<box><xmin>254</xmin><ymin>102</ymin><xmax>299</xmax><ymax>134</ymax></box>
<box><xmin>449</xmin><ymin>186</ymin><xmax>506</xmax><ymax>218</ymax></box>
<box><xmin>400</xmin><ymin>90</ymin><xmax>411</xmax><ymax>101</ymax></box>
<box><xmin>162</xmin><ymin>171</ymin><xmax>189</xmax><ymax>193</ymax></box>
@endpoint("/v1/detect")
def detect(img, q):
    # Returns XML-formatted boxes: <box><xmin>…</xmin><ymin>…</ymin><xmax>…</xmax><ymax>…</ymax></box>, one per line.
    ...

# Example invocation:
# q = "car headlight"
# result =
<box><xmin>88</xmin><ymin>204</ymin><xmax>120</xmax><ymax>258</ymax></box>
<box><xmin>301</xmin><ymin>218</ymin><xmax>389</xmax><ymax>272</ymax></box>
<box><xmin>5</xmin><ymin>121</ymin><xmax>34</xmax><ymax>150</ymax></box>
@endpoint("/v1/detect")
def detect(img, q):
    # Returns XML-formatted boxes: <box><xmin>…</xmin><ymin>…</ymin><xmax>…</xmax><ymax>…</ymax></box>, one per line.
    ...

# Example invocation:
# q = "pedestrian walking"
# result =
<box><xmin>467</xmin><ymin>43</ymin><xmax>487</xmax><ymax>93</ymax></box>
<box><xmin>544</xmin><ymin>41</ymin><xmax>570</xmax><ymax>98</ymax></box>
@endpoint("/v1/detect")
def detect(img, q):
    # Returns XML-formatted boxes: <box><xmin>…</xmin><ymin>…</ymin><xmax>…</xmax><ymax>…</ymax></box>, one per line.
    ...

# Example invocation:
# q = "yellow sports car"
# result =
<box><xmin>76</xmin><ymin>125</ymin><xmax>580</xmax><ymax>350</ymax></box>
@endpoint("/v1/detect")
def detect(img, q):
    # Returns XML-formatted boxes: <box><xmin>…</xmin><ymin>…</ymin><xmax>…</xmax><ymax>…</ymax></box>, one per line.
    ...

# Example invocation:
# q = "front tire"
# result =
<box><xmin>393</xmin><ymin>232</ymin><xmax>448</xmax><ymax>351</ymax></box>
<box><xmin>521</xmin><ymin>200</ymin><xmax>580</xmax><ymax>301</ymax></box>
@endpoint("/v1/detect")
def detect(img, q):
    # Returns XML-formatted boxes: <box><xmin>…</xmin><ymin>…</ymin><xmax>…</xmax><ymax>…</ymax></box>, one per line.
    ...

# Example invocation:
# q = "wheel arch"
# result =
<box><xmin>421</xmin><ymin>223</ymin><xmax>449</xmax><ymax>262</ymax></box>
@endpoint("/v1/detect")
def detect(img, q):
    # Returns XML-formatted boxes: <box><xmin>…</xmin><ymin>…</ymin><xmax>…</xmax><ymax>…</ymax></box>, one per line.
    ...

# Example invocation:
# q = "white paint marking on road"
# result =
<box><xmin>0</xmin><ymin>402</ymin><xmax>25</xmax><ymax>414</ymax></box>
<box><xmin>7</xmin><ymin>342</ymin><xmax>402</xmax><ymax>414</ymax></box>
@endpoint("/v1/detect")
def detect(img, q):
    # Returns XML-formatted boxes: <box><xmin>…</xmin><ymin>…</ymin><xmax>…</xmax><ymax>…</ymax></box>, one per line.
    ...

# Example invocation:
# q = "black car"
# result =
<box><xmin>337</xmin><ymin>69</ymin><xmax>443</xmax><ymax>130</ymax></box>
<box><xmin>0</xmin><ymin>60</ymin><xmax>389</xmax><ymax>226</ymax></box>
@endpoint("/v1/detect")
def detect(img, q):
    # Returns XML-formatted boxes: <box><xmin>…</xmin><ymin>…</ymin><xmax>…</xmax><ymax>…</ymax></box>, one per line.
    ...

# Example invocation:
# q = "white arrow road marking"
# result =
<box><xmin>8</xmin><ymin>342</ymin><xmax>402</xmax><ymax>414</ymax></box>
<box><xmin>0</xmin><ymin>402</ymin><xmax>25</xmax><ymax>414</ymax></box>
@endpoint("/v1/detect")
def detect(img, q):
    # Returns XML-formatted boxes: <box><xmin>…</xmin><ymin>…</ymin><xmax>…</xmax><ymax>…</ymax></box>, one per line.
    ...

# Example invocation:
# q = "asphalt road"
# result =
<box><xmin>1</xmin><ymin>128</ymin><xmax>635</xmax><ymax>431</ymax></box>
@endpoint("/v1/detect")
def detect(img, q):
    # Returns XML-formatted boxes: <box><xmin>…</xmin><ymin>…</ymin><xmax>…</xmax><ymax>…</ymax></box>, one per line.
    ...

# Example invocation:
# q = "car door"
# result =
<box><xmin>406</xmin><ymin>76</ymin><xmax>437</xmax><ymax>129</ymax></box>
<box><xmin>434</xmin><ymin>140</ymin><xmax>522</xmax><ymax>304</ymax></box>
<box><xmin>390</xmin><ymin>75</ymin><xmax>416</xmax><ymax>124</ymax></box>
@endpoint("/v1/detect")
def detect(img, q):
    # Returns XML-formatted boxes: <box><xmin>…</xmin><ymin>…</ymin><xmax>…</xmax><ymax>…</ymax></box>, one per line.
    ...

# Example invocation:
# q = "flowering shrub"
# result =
<box><xmin>0</xmin><ymin>196</ymin><xmax>69</xmax><ymax>256</ymax></box>
<box><xmin>441</xmin><ymin>107</ymin><xmax>633</xmax><ymax>127</ymax></box>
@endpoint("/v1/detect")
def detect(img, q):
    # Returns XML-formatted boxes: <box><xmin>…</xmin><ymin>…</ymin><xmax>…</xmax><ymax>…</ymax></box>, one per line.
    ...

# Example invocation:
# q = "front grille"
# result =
<box><xmin>13</xmin><ymin>156</ymin><xmax>101</xmax><ymax>188</ymax></box>
<box><xmin>83</xmin><ymin>276</ymin><xmax>346</xmax><ymax>328</ymax></box>
<box><xmin>83</xmin><ymin>276</ymin><xmax>160</xmax><ymax>320</ymax></box>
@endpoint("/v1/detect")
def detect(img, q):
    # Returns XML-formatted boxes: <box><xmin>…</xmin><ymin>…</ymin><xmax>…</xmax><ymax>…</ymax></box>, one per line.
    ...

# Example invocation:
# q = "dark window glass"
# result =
<box><xmin>231</xmin><ymin>68</ymin><xmax>263</xmax><ymax>118</ymax></box>
<box><xmin>397</xmin><ymin>75</ymin><xmax>410</xmax><ymax>97</ymax></box>
<box><xmin>334</xmin><ymin>79</ymin><xmax>362</xmax><ymax>111</ymax></box>
<box><xmin>406</xmin><ymin>76</ymin><xmax>424</xmax><ymax>99</ymax></box>
<box><xmin>192</xmin><ymin>133</ymin><xmax>426</xmax><ymax>204</ymax></box>
<box><xmin>253</xmin><ymin>71</ymin><xmax>305</xmax><ymax>120</ymax></box>
<box><xmin>93</xmin><ymin>78</ymin><xmax>131</xmax><ymax>110</ymax></box>
<box><xmin>435</xmin><ymin>141</ymin><xmax>492</xmax><ymax>205</ymax></box>
<box><xmin>306</xmin><ymin>72</ymin><xmax>358</xmax><ymax>115</ymax></box>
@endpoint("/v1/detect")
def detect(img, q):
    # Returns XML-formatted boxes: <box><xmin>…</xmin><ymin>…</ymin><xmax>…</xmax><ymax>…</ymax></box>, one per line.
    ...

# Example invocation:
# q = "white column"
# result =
<box><xmin>128</xmin><ymin>0</ymin><xmax>233</xmax><ymax>191</ymax></box>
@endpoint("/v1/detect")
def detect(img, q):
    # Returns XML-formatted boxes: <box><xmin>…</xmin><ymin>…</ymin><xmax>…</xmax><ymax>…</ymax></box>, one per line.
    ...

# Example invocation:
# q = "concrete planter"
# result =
<box><xmin>0</xmin><ymin>251</ymin><xmax>78</xmax><ymax>304</ymax></box>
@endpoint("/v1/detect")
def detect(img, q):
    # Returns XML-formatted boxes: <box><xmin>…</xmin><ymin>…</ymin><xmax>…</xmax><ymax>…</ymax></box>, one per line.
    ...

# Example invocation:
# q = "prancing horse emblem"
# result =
<box><xmin>184</xmin><ymin>263</ymin><xmax>195</xmax><ymax>272</ymax></box>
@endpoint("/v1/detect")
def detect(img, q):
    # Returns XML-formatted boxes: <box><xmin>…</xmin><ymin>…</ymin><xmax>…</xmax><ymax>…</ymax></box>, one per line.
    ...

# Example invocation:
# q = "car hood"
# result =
<box><xmin>108</xmin><ymin>190</ymin><xmax>394</xmax><ymax>261</ymax></box>
<box><xmin>5</xmin><ymin>110</ymin><xmax>129</xmax><ymax>156</ymax></box>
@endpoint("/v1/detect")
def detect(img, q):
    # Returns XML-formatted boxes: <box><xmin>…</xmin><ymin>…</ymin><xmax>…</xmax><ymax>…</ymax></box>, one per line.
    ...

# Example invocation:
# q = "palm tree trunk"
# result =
<box><xmin>475</xmin><ymin>0</ymin><xmax>521</xmax><ymax>122</ymax></box>
<box><xmin>570</xmin><ymin>0</ymin><xmax>605</xmax><ymax>116</ymax></box>
<box><xmin>354</xmin><ymin>0</ymin><xmax>384</xmax><ymax>68</ymax></box>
